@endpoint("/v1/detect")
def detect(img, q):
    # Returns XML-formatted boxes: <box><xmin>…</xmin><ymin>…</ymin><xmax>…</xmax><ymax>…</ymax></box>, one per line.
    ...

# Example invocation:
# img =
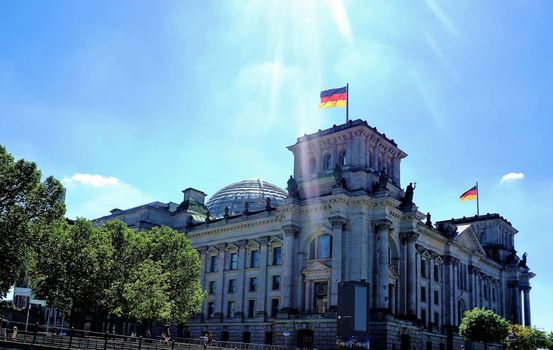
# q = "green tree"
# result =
<box><xmin>143</xmin><ymin>226</ymin><xmax>204</xmax><ymax>324</ymax></box>
<box><xmin>459</xmin><ymin>308</ymin><xmax>510</xmax><ymax>349</ymax></box>
<box><xmin>98</xmin><ymin>221</ymin><xmax>143</xmax><ymax>317</ymax></box>
<box><xmin>0</xmin><ymin>145</ymin><xmax>65</xmax><ymax>297</ymax></box>
<box><xmin>508</xmin><ymin>324</ymin><xmax>552</xmax><ymax>350</ymax></box>
<box><xmin>509</xmin><ymin>324</ymin><xmax>534</xmax><ymax>350</ymax></box>
<box><xmin>30</xmin><ymin>219</ymin><xmax>113</xmax><ymax>327</ymax></box>
<box><xmin>123</xmin><ymin>259</ymin><xmax>172</xmax><ymax>332</ymax></box>
<box><xmin>530</xmin><ymin>327</ymin><xmax>551</xmax><ymax>350</ymax></box>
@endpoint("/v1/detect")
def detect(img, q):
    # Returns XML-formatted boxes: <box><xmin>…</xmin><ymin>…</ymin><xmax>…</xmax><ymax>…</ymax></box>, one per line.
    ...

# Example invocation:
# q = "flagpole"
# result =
<box><xmin>476</xmin><ymin>181</ymin><xmax>480</xmax><ymax>216</ymax></box>
<box><xmin>346</xmin><ymin>83</ymin><xmax>349</xmax><ymax>123</ymax></box>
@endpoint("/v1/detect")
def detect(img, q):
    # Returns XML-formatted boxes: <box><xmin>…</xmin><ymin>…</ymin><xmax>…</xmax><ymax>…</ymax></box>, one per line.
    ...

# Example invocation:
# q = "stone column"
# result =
<box><xmin>257</xmin><ymin>237</ymin><xmax>269</xmax><ymax>318</ymax></box>
<box><xmin>235</xmin><ymin>240</ymin><xmax>247</xmax><ymax>319</ymax></box>
<box><xmin>522</xmin><ymin>286</ymin><xmax>531</xmax><ymax>326</ymax></box>
<box><xmin>214</xmin><ymin>244</ymin><xmax>226</xmax><ymax>318</ymax></box>
<box><xmin>197</xmin><ymin>247</ymin><xmax>208</xmax><ymax>318</ymax></box>
<box><xmin>282</xmin><ymin>224</ymin><xmax>299</xmax><ymax>311</ymax></box>
<box><xmin>330</xmin><ymin>215</ymin><xmax>346</xmax><ymax>307</ymax></box>
<box><xmin>469</xmin><ymin>266</ymin><xmax>479</xmax><ymax>308</ymax></box>
<box><xmin>507</xmin><ymin>280</ymin><xmax>520</xmax><ymax>324</ymax></box>
<box><xmin>304</xmin><ymin>280</ymin><xmax>313</xmax><ymax>313</ymax></box>
<box><xmin>375</xmin><ymin>220</ymin><xmax>392</xmax><ymax>310</ymax></box>
<box><xmin>400</xmin><ymin>232</ymin><xmax>418</xmax><ymax>316</ymax></box>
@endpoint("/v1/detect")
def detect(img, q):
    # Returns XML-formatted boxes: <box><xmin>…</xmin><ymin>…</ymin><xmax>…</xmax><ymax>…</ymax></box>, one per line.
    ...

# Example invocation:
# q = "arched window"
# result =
<box><xmin>309</xmin><ymin>158</ymin><xmax>317</xmax><ymax>174</ymax></box>
<box><xmin>310</xmin><ymin>234</ymin><xmax>333</xmax><ymax>259</ymax></box>
<box><xmin>457</xmin><ymin>300</ymin><xmax>466</xmax><ymax>325</ymax></box>
<box><xmin>339</xmin><ymin>150</ymin><xmax>347</xmax><ymax>166</ymax></box>
<box><xmin>323</xmin><ymin>153</ymin><xmax>332</xmax><ymax>171</ymax></box>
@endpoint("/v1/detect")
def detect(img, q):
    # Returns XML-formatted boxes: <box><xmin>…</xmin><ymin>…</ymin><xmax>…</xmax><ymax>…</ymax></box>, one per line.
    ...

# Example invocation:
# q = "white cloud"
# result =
<box><xmin>62</xmin><ymin>173</ymin><xmax>120</xmax><ymax>187</ymax></box>
<box><xmin>500</xmin><ymin>172</ymin><xmax>525</xmax><ymax>183</ymax></box>
<box><xmin>62</xmin><ymin>173</ymin><xmax>152</xmax><ymax>219</ymax></box>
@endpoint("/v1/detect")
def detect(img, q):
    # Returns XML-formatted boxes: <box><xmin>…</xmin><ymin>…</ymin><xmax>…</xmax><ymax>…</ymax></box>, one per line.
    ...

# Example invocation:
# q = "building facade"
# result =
<box><xmin>95</xmin><ymin>119</ymin><xmax>534</xmax><ymax>350</ymax></box>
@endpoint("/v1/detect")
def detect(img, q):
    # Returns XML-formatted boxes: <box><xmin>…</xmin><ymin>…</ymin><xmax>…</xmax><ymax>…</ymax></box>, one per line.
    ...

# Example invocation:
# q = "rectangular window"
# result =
<box><xmin>250</xmin><ymin>250</ymin><xmax>260</xmax><ymax>268</ymax></box>
<box><xmin>434</xmin><ymin>312</ymin><xmax>439</xmax><ymax>326</ymax></box>
<box><xmin>227</xmin><ymin>301</ymin><xmax>235</xmax><ymax>318</ymax></box>
<box><xmin>272</xmin><ymin>275</ymin><xmax>281</xmax><ymax>290</ymax></box>
<box><xmin>230</xmin><ymin>253</ymin><xmax>238</xmax><ymax>270</ymax></box>
<box><xmin>434</xmin><ymin>290</ymin><xmax>439</xmax><ymax>305</ymax></box>
<box><xmin>271</xmin><ymin>298</ymin><xmax>279</xmax><ymax>318</ymax></box>
<box><xmin>228</xmin><ymin>279</ymin><xmax>236</xmax><ymax>294</ymax></box>
<box><xmin>272</xmin><ymin>246</ymin><xmax>282</xmax><ymax>265</ymax></box>
<box><xmin>434</xmin><ymin>265</ymin><xmax>440</xmax><ymax>282</ymax></box>
<box><xmin>208</xmin><ymin>281</ymin><xmax>216</xmax><ymax>294</ymax></box>
<box><xmin>421</xmin><ymin>287</ymin><xmax>426</xmax><ymax>302</ymax></box>
<box><xmin>421</xmin><ymin>309</ymin><xmax>426</xmax><ymax>326</ymax></box>
<box><xmin>210</xmin><ymin>255</ymin><xmax>218</xmax><ymax>272</ymax></box>
<box><xmin>208</xmin><ymin>302</ymin><xmax>215</xmax><ymax>318</ymax></box>
<box><xmin>249</xmin><ymin>277</ymin><xmax>257</xmax><ymax>292</ymax></box>
<box><xmin>421</xmin><ymin>259</ymin><xmax>427</xmax><ymax>278</ymax></box>
<box><xmin>248</xmin><ymin>300</ymin><xmax>256</xmax><ymax>318</ymax></box>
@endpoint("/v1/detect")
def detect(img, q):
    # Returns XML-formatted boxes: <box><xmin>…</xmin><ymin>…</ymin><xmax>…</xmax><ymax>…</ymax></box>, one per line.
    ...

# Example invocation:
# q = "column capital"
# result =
<box><xmin>400</xmin><ymin>232</ymin><xmax>419</xmax><ymax>244</ymax></box>
<box><xmin>197</xmin><ymin>246</ymin><xmax>208</xmax><ymax>254</ymax></box>
<box><xmin>282</xmin><ymin>224</ymin><xmax>300</xmax><ymax>237</ymax></box>
<box><xmin>373</xmin><ymin>219</ymin><xmax>393</xmax><ymax>232</ymax></box>
<box><xmin>236</xmin><ymin>239</ymin><xmax>248</xmax><ymax>248</ymax></box>
<box><xmin>443</xmin><ymin>255</ymin><xmax>459</xmax><ymax>265</ymax></box>
<box><xmin>520</xmin><ymin>285</ymin><xmax>531</xmax><ymax>292</ymax></box>
<box><xmin>468</xmin><ymin>265</ymin><xmax>480</xmax><ymax>275</ymax></box>
<box><xmin>329</xmin><ymin>215</ymin><xmax>347</xmax><ymax>229</ymax></box>
<box><xmin>507</xmin><ymin>280</ymin><xmax>520</xmax><ymax>288</ymax></box>
<box><xmin>216</xmin><ymin>243</ymin><xmax>227</xmax><ymax>251</ymax></box>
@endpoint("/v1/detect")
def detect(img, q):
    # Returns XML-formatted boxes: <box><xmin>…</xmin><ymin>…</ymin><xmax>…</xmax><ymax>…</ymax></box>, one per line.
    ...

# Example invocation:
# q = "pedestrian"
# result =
<box><xmin>11</xmin><ymin>326</ymin><xmax>18</xmax><ymax>342</ymax></box>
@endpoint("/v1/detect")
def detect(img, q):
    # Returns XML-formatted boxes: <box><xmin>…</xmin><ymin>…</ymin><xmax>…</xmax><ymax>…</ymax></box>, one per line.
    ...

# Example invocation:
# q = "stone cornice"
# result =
<box><xmin>187</xmin><ymin>214</ymin><xmax>285</xmax><ymax>239</ymax></box>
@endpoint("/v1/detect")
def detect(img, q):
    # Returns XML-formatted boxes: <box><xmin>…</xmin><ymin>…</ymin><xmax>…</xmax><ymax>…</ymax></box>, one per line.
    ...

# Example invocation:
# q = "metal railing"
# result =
<box><xmin>0</xmin><ymin>321</ymin><xmax>287</xmax><ymax>350</ymax></box>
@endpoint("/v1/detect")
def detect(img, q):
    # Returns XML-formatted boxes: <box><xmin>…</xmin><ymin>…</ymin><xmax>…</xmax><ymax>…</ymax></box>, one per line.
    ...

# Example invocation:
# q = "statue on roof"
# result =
<box><xmin>333</xmin><ymin>164</ymin><xmax>347</xmax><ymax>189</ymax></box>
<box><xmin>401</xmin><ymin>182</ymin><xmax>416</xmax><ymax>205</ymax></box>
<box><xmin>265</xmin><ymin>197</ymin><xmax>272</xmax><ymax>210</ymax></box>
<box><xmin>375</xmin><ymin>168</ymin><xmax>388</xmax><ymax>191</ymax></box>
<box><xmin>518</xmin><ymin>252</ymin><xmax>528</xmax><ymax>268</ymax></box>
<box><xmin>286</xmin><ymin>175</ymin><xmax>300</xmax><ymax>199</ymax></box>
<box><xmin>224</xmin><ymin>206</ymin><xmax>230</xmax><ymax>219</ymax></box>
<box><xmin>425</xmin><ymin>212</ymin><xmax>432</xmax><ymax>227</ymax></box>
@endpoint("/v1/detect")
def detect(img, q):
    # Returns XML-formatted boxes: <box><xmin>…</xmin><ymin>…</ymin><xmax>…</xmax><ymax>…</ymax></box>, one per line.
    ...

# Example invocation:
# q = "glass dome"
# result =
<box><xmin>206</xmin><ymin>179</ymin><xmax>287</xmax><ymax>218</ymax></box>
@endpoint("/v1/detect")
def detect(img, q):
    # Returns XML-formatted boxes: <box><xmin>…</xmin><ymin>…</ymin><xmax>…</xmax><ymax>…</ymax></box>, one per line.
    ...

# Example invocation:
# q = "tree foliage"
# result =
<box><xmin>30</xmin><ymin>219</ymin><xmax>204</xmax><ymax>328</ymax></box>
<box><xmin>0</xmin><ymin>145</ymin><xmax>65</xmax><ymax>297</ymax></box>
<box><xmin>123</xmin><ymin>260</ymin><xmax>172</xmax><ymax>327</ymax></box>
<box><xmin>508</xmin><ymin>324</ymin><xmax>553</xmax><ymax>350</ymax></box>
<box><xmin>459</xmin><ymin>308</ymin><xmax>510</xmax><ymax>347</ymax></box>
<box><xmin>30</xmin><ymin>219</ymin><xmax>113</xmax><ymax>325</ymax></box>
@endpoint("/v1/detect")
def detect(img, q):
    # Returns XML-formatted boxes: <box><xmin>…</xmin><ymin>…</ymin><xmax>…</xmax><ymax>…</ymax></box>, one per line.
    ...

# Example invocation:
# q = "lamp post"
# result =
<box><xmin>25</xmin><ymin>303</ymin><xmax>31</xmax><ymax>331</ymax></box>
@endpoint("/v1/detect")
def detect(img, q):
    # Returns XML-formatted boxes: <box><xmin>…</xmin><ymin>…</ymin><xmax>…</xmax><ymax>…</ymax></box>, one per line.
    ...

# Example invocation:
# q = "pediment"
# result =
<box><xmin>206</xmin><ymin>246</ymin><xmax>219</xmax><ymax>254</ymax></box>
<box><xmin>269</xmin><ymin>236</ymin><xmax>283</xmax><ymax>245</ymax></box>
<box><xmin>225</xmin><ymin>243</ymin><xmax>238</xmax><ymax>252</ymax></box>
<box><xmin>246</xmin><ymin>239</ymin><xmax>260</xmax><ymax>249</ymax></box>
<box><xmin>454</xmin><ymin>224</ymin><xmax>485</xmax><ymax>255</ymax></box>
<box><xmin>303</xmin><ymin>261</ymin><xmax>332</xmax><ymax>279</ymax></box>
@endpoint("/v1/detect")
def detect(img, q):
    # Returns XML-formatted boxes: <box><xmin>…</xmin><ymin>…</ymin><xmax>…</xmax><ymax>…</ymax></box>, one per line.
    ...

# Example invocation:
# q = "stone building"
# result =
<box><xmin>94</xmin><ymin>119</ymin><xmax>534</xmax><ymax>350</ymax></box>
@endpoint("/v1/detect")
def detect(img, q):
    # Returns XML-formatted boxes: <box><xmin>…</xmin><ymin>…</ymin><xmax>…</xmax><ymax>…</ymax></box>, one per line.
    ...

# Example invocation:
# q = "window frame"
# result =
<box><xmin>249</xmin><ymin>277</ymin><xmax>257</xmax><ymax>292</ymax></box>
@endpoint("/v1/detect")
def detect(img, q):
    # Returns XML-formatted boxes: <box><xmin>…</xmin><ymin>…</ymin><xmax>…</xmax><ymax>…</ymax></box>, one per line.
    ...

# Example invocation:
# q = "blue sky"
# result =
<box><xmin>1</xmin><ymin>0</ymin><xmax>552</xmax><ymax>330</ymax></box>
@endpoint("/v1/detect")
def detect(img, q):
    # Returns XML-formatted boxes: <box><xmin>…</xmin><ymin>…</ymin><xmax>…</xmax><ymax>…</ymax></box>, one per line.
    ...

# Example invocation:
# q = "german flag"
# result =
<box><xmin>460</xmin><ymin>185</ymin><xmax>478</xmax><ymax>201</ymax></box>
<box><xmin>319</xmin><ymin>86</ymin><xmax>347</xmax><ymax>109</ymax></box>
